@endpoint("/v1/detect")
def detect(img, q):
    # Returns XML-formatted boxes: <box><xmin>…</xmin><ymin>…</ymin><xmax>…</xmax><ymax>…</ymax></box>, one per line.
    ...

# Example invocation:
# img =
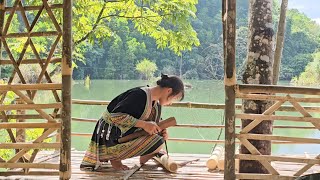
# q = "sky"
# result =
<box><xmin>288</xmin><ymin>0</ymin><xmax>320</xmax><ymax>24</ymax></box>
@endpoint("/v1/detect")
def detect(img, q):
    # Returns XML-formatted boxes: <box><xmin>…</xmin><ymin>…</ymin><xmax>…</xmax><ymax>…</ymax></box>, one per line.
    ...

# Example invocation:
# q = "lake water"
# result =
<box><xmin>71</xmin><ymin>80</ymin><xmax>320</xmax><ymax>155</ymax></box>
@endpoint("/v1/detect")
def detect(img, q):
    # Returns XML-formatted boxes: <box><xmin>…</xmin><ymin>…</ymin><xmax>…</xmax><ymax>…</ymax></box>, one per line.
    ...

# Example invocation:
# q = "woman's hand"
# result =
<box><xmin>140</xmin><ymin>121</ymin><xmax>161</xmax><ymax>135</ymax></box>
<box><xmin>161</xmin><ymin>129</ymin><xmax>168</xmax><ymax>140</ymax></box>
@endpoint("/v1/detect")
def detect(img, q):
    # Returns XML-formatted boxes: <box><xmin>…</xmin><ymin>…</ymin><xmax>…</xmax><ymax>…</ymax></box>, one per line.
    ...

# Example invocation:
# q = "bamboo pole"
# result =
<box><xmin>0</xmin><ymin>58</ymin><xmax>61</xmax><ymax>64</ymax></box>
<box><xmin>223</xmin><ymin>0</ymin><xmax>236</xmax><ymax>179</ymax></box>
<box><xmin>237</xmin><ymin>134</ymin><xmax>320</xmax><ymax>144</ymax></box>
<box><xmin>273</xmin><ymin>0</ymin><xmax>288</xmax><ymax>85</ymax></box>
<box><xmin>0</xmin><ymin>0</ymin><xmax>5</xmax><ymax>77</ymax></box>
<box><xmin>0</xmin><ymin>143</ymin><xmax>60</xmax><ymax>149</ymax></box>
<box><xmin>0</xmin><ymin>122</ymin><xmax>61</xmax><ymax>129</ymax></box>
<box><xmin>236</xmin><ymin>114</ymin><xmax>320</xmax><ymax>124</ymax></box>
<box><xmin>0</xmin><ymin>83</ymin><xmax>62</xmax><ymax>91</ymax></box>
<box><xmin>7</xmin><ymin>114</ymin><xmax>61</xmax><ymax>119</ymax></box>
<box><xmin>5</xmin><ymin>4</ymin><xmax>63</xmax><ymax>11</ymax></box>
<box><xmin>237</xmin><ymin>84</ymin><xmax>320</xmax><ymax>95</ymax></box>
<box><xmin>0</xmin><ymin>163</ymin><xmax>59</xmax><ymax>169</ymax></box>
<box><xmin>0</xmin><ymin>171</ymin><xmax>59</xmax><ymax>176</ymax></box>
<box><xmin>236</xmin><ymin>154</ymin><xmax>320</xmax><ymax>164</ymax></box>
<box><xmin>4</xmin><ymin>31</ymin><xmax>59</xmax><ymax>38</ymax></box>
<box><xmin>60</xmin><ymin>0</ymin><xmax>72</xmax><ymax>178</ymax></box>
<box><xmin>0</xmin><ymin>103</ymin><xmax>62</xmax><ymax>111</ymax></box>
<box><xmin>237</xmin><ymin>93</ymin><xmax>320</xmax><ymax>103</ymax></box>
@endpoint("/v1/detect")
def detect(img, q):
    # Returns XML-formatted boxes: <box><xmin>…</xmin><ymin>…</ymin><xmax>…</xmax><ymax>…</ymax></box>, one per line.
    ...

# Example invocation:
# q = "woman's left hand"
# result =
<box><xmin>161</xmin><ymin>129</ymin><xmax>168</xmax><ymax>140</ymax></box>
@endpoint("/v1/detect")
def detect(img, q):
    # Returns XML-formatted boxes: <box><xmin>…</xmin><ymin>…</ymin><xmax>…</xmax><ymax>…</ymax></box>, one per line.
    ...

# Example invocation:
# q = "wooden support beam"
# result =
<box><xmin>237</xmin><ymin>84</ymin><xmax>320</xmax><ymax>95</ymax></box>
<box><xmin>0</xmin><ymin>122</ymin><xmax>61</xmax><ymax>129</ymax></box>
<box><xmin>0</xmin><ymin>103</ymin><xmax>62</xmax><ymax>111</ymax></box>
<box><xmin>0</xmin><ymin>163</ymin><xmax>59</xmax><ymax>169</ymax></box>
<box><xmin>4</xmin><ymin>31</ymin><xmax>60</xmax><ymax>38</ymax></box>
<box><xmin>5</xmin><ymin>4</ymin><xmax>63</xmax><ymax>11</ymax></box>
<box><xmin>0</xmin><ymin>143</ymin><xmax>60</xmax><ymax>149</ymax></box>
<box><xmin>236</xmin><ymin>173</ymin><xmax>295</xmax><ymax>180</ymax></box>
<box><xmin>237</xmin><ymin>134</ymin><xmax>320</xmax><ymax>144</ymax></box>
<box><xmin>0</xmin><ymin>83</ymin><xmax>62</xmax><ymax>91</ymax></box>
<box><xmin>236</xmin><ymin>154</ymin><xmax>320</xmax><ymax>164</ymax></box>
<box><xmin>0</xmin><ymin>58</ymin><xmax>61</xmax><ymax>65</ymax></box>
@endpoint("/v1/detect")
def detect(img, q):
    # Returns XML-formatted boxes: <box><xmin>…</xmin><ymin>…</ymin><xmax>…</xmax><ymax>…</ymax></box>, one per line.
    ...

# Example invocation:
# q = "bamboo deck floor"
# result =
<box><xmin>1</xmin><ymin>150</ymin><xmax>320</xmax><ymax>180</ymax></box>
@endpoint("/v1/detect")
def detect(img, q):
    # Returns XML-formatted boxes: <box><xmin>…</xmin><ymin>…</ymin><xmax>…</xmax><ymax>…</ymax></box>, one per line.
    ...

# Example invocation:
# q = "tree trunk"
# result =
<box><xmin>273</xmin><ymin>0</ymin><xmax>288</xmax><ymax>85</ymax></box>
<box><xmin>241</xmin><ymin>0</ymin><xmax>274</xmax><ymax>174</ymax></box>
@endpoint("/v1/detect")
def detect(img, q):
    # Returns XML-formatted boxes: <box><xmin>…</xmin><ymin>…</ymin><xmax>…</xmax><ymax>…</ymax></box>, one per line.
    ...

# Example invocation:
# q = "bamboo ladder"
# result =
<box><xmin>0</xmin><ymin>0</ymin><xmax>71</xmax><ymax>179</ymax></box>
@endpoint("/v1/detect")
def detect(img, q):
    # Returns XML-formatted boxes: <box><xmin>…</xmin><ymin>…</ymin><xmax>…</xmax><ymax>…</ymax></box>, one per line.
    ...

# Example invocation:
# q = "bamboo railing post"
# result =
<box><xmin>15</xmin><ymin>98</ymin><xmax>26</xmax><ymax>156</ymax></box>
<box><xmin>223</xmin><ymin>0</ymin><xmax>236</xmax><ymax>179</ymax></box>
<box><xmin>60</xmin><ymin>0</ymin><xmax>72</xmax><ymax>179</ymax></box>
<box><xmin>0</xmin><ymin>0</ymin><xmax>5</xmax><ymax>77</ymax></box>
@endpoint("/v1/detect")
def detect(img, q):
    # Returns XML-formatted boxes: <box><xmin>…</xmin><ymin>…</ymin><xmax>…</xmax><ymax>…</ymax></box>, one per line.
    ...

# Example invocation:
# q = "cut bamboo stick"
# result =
<box><xmin>153</xmin><ymin>154</ymin><xmax>179</xmax><ymax>173</ymax></box>
<box><xmin>206</xmin><ymin>146</ymin><xmax>224</xmax><ymax>170</ymax></box>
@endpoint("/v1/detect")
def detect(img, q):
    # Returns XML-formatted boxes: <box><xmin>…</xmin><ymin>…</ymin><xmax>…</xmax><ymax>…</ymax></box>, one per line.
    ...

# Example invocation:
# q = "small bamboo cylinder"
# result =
<box><xmin>206</xmin><ymin>146</ymin><xmax>224</xmax><ymax>170</ymax></box>
<box><xmin>154</xmin><ymin>154</ymin><xmax>179</xmax><ymax>173</ymax></box>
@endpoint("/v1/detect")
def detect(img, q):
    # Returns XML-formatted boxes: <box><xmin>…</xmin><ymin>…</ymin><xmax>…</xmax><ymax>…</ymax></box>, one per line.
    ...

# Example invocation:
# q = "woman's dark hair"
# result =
<box><xmin>156</xmin><ymin>73</ymin><xmax>184</xmax><ymax>101</ymax></box>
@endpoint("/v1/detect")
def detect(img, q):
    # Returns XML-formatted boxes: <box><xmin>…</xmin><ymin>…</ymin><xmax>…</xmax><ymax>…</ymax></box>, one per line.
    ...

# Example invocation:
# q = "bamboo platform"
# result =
<box><xmin>2</xmin><ymin>150</ymin><xmax>320</xmax><ymax>180</ymax></box>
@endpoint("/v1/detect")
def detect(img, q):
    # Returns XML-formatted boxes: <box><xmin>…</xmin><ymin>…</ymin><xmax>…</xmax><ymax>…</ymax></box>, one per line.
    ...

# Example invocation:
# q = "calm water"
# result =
<box><xmin>71</xmin><ymin>80</ymin><xmax>320</xmax><ymax>155</ymax></box>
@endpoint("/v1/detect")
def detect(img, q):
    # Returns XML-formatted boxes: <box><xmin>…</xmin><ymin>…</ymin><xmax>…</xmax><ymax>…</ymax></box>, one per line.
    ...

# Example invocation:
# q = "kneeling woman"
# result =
<box><xmin>80</xmin><ymin>74</ymin><xmax>184</xmax><ymax>170</ymax></box>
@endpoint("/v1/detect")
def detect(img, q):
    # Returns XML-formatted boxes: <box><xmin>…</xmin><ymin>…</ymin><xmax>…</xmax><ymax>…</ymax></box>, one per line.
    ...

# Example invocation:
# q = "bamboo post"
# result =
<box><xmin>0</xmin><ymin>0</ymin><xmax>5</xmax><ymax>77</ymax></box>
<box><xmin>60</xmin><ymin>0</ymin><xmax>72</xmax><ymax>179</ymax></box>
<box><xmin>15</xmin><ymin>98</ymin><xmax>26</xmax><ymax>157</ymax></box>
<box><xmin>206</xmin><ymin>146</ymin><xmax>224</xmax><ymax>170</ymax></box>
<box><xmin>223</xmin><ymin>0</ymin><xmax>236</xmax><ymax>179</ymax></box>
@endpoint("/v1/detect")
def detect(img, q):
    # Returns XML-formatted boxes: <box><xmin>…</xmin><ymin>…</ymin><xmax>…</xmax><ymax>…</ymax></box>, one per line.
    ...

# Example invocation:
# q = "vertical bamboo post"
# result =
<box><xmin>223</xmin><ymin>0</ymin><xmax>236</xmax><ymax>179</ymax></box>
<box><xmin>15</xmin><ymin>98</ymin><xmax>26</xmax><ymax>155</ymax></box>
<box><xmin>60</xmin><ymin>0</ymin><xmax>72</xmax><ymax>179</ymax></box>
<box><xmin>0</xmin><ymin>0</ymin><xmax>5</xmax><ymax>77</ymax></box>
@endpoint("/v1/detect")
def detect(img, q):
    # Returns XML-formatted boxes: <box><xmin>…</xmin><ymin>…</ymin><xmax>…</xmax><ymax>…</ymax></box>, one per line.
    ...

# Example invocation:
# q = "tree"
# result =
<box><xmin>241</xmin><ymin>0</ymin><xmax>274</xmax><ymax>174</ymax></box>
<box><xmin>136</xmin><ymin>58</ymin><xmax>157</xmax><ymax>80</ymax></box>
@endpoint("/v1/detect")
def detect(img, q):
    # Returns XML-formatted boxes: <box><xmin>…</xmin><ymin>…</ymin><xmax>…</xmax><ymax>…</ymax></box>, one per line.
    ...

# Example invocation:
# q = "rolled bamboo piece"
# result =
<box><xmin>153</xmin><ymin>154</ymin><xmax>179</xmax><ymax>173</ymax></box>
<box><xmin>206</xmin><ymin>146</ymin><xmax>224</xmax><ymax>170</ymax></box>
<box><xmin>218</xmin><ymin>152</ymin><xmax>225</xmax><ymax>171</ymax></box>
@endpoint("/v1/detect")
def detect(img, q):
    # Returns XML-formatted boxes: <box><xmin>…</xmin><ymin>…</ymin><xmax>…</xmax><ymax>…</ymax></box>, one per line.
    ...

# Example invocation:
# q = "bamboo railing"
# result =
<box><xmin>234</xmin><ymin>84</ymin><xmax>320</xmax><ymax>179</ymax></box>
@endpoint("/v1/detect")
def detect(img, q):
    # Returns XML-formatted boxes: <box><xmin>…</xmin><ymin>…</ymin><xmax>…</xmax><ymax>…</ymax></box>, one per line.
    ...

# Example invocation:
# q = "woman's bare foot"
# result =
<box><xmin>140</xmin><ymin>153</ymin><xmax>155</xmax><ymax>164</ymax></box>
<box><xmin>110</xmin><ymin>160</ymin><xmax>129</xmax><ymax>170</ymax></box>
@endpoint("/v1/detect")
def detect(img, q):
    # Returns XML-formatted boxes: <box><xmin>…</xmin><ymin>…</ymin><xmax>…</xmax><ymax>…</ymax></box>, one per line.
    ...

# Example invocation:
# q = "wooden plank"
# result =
<box><xmin>0</xmin><ymin>143</ymin><xmax>60</xmax><ymax>149</ymax></box>
<box><xmin>0</xmin><ymin>122</ymin><xmax>61</xmax><ymax>129</ymax></box>
<box><xmin>237</xmin><ymin>84</ymin><xmax>320</xmax><ymax>95</ymax></box>
<box><xmin>0</xmin><ymin>163</ymin><xmax>59</xmax><ymax>169</ymax></box>
<box><xmin>0</xmin><ymin>171</ymin><xmax>59</xmax><ymax>176</ymax></box>
<box><xmin>237</xmin><ymin>134</ymin><xmax>320</xmax><ymax>144</ymax></box>
<box><xmin>7</xmin><ymin>114</ymin><xmax>61</xmax><ymax>119</ymax></box>
<box><xmin>0</xmin><ymin>83</ymin><xmax>62</xmax><ymax>91</ymax></box>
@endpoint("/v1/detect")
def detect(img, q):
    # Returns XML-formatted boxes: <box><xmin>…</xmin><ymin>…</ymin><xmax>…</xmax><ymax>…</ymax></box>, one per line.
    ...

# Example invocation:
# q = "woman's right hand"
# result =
<box><xmin>142</xmin><ymin>121</ymin><xmax>161</xmax><ymax>135</ymax></box>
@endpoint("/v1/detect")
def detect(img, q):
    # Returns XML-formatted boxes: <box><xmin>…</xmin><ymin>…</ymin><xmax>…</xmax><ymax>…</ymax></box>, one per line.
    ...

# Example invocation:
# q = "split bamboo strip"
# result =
<box><xmin>237</xmin><ymin>84</ymin><xmax>320</xmax><ymax>95</ymax></box>
<box><xmin>0</xmin><ymin>143</ymin><xmax>60</xmax><ymax>149</ymax></box>
<box><xmin>240</xmin><ymin>99</ymin><xmax>286</xmax><ymax>133</ymax></box>
<box><xmin>4</xmin><ymin>31</ymin><xmax>59</xmax><ymax>38</ymax></box>
<box><xmin>71</xmin><ymin>118</ymin><xmax>316</xmax><ymax>129</ymax></box>
<box><xmin>236</xmin><ymin>114</ymin><xmax>320</xmax><ymax>123</ymax></box>
<box><xmin>0</xmin><ymin>122</ymin><xmax>61</xmax><ymax>129</ymax></box>
<box><xmin>8</xmin><ymin>128</ymin><xmax>57</xmax><ymax>163</ymax></box>
<box><xmin>236</xmin><ymin>134</ymin><xmax>320</xmax><ymax>144</ymax></box>
<box><xmin>236</xmin><ymin>173</ymin><xmax>295</xmax><ymax>180</ymax></box>
<box><xmin>239</xmin><ymin>138</ymin><xmax>279</xmax><ymax>175</ymax></box>
<box><xmin>0</xmin><ymin>83</ymin><xmax>62</xmax><ymax>91</ymax></box>
<box><xmin>5</xmin><ymin>4</ymin><xmax>63</xmax><ymax>11</ymax></box>
<box><xmin>0</xmin><ymin>58</ymin><xmax>61</xmax><ymax>64</ymax></box>
<box><xmin>236</xmin><ymin>93</ymin><xmax>320</xmax><ymax>103</ymax></box>
<box><xmin>0</xmin><ymin>163</ymin><xmax>59</xmax><ymax>169</ymax></box>
<box><xmin>0</xmin><ymin>103</ymin><xmax>62</xmax><ymax>111</ymax></box>
<box><xmin>294</xmin><ymin>154</ymin><xmax>320</xmax><ymax>176</ymax></box>
<box><xmin>236</xmin><ymin>154</ymin><xmax>320</xmax><ymax>164</ymax></box>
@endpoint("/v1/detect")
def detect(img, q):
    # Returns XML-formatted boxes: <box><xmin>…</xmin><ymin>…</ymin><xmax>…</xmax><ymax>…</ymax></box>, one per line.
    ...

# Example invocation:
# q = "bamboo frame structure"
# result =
<box><xmin>0</xmin><ymin>0</ymin><xmax>71</xmax><ymax>179</ymax></box>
